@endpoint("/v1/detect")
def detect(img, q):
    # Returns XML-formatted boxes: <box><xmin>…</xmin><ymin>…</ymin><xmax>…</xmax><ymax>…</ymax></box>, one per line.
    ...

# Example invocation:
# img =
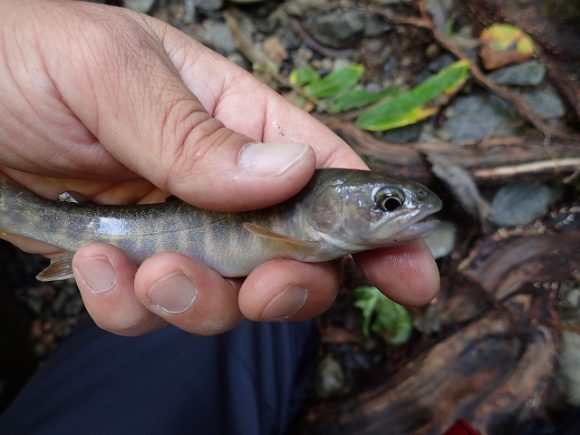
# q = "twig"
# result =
<box><xmin>473</xmin><ymin>158</ymin><xmax>580</xmax><ymax>179</ymax></box>
<box><xmin>322</xmin><ymin>117</ymin><xmax>580</xmax><ymax>181</ymax></box>
<box><xmin>224</xmin><ymin>11</ymin><xmax>323</xmax><ymax>111</ymax></box>
<box><xmin>563</xmin><ymin>168</ymin><xmax>580</xmax><ymax>184</ymax></box>
<box><xmin>224</xmin><ymin>11</ymin><xmax>282</xmax><ymax>81</ymax></box>
<box><xmin>288</xmin><ymin>17</ymin><xmax>356</xmax><ymax>59</ymax></box>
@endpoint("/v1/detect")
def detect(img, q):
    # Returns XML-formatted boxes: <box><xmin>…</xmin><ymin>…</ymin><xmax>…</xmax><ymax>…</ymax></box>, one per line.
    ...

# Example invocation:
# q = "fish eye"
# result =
<box><xmin>375</xmin><ymin>188</ymin><xmax>405</xmax><ymax>212</ymax></box>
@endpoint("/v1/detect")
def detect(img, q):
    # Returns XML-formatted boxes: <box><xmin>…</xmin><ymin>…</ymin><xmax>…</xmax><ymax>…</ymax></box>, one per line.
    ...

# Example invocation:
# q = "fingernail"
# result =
<box><xmin>261</xmin><ymin>285</ymin><xmax>308</xmax><ymax>320</ymax></box>
<box><xmin>149</xmin><ymin>272</ymin><xmax>197</xmax><ymax>314</ymax></box>
<box><xmin>75</xmin><ymin>256</ymin><xmax>117</xmax><ymax>294</ymax></box>
<box><xmin>238</xmin><ymin>142</ymin><xmax>310</xmax><ymax>176</ymax></box>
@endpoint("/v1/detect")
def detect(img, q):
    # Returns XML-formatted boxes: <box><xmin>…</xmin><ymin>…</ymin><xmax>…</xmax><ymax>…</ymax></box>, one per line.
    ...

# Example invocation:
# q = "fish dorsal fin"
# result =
<box><xmin>58</xmin><ymin>191</ymin><xmax>89</xmax><ymax>204</ymax></box>
<box><xmin>36</xmin><ymin>252</ymin><xmax>75</xmax><ymax>282</ymax></box>
<box><xmin>243</xmin><ymin>223</ymin><xmax>319</xmax><ymax>252</ymax></box>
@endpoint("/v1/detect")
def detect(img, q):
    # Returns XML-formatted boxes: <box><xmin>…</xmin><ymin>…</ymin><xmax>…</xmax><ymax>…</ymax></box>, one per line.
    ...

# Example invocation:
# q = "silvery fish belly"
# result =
<box><xmin>0</xmin><ymin>169</ymin><xmax>442</xmax><ymax>282</ymax></box>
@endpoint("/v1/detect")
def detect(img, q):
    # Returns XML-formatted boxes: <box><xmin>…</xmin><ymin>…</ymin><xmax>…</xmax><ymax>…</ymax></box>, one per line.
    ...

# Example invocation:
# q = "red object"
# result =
<box><xmin>443</xmin><ymin>418</ymin><xmax>479</xmax><ymax>435</ymax></box>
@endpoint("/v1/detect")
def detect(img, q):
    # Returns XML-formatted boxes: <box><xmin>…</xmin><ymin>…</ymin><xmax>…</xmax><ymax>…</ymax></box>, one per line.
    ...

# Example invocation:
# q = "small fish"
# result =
<box><xmin>0</xmin><ymin>169</ymin><xmax>442</xmax><ymax>281</ymax></box>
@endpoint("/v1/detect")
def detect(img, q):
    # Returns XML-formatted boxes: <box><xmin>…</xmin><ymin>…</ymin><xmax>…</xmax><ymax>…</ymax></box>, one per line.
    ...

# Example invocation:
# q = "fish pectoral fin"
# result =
<box><xmin>36</xmin><ymin>252</ymin><xmax>75</xmax><ymax>282</ymax></box>
<box><xmin>58</xmin><ymin>191</ymin><xmax>89</xmax><ymax>204</ymax></box>
<box><xmin>243</xmin><ymin>223</ymin><xmax>319</xmax><ymax>252</ymax></box>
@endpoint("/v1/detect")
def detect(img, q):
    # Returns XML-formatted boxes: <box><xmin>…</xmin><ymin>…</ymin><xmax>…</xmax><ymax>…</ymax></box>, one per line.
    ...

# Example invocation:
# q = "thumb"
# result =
<box><xmin>46</xmin><ymin>2</ymin><xmax>315</xmax><ymax>211</ymax></box>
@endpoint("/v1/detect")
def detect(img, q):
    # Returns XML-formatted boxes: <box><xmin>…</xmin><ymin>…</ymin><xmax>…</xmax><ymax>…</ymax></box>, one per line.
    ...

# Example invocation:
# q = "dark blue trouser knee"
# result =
<box><xmin>0</xmin><ymin>319</ymin><xmax>318</xmax><ymax>435</ymax></box>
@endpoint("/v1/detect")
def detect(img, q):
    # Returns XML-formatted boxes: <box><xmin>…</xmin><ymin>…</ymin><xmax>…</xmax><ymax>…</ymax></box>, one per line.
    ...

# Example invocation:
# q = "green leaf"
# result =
<box><xmin>305</xmin><ymin>64</ymin><xmax>364</xmax><ymax>99</ymax></box>
<box><xmin>444</xmin><ymin>19</ymin><xmax>455</xmax><ymax>36</ymax></box>
<box><xmin>356</xmin><ymin>60</ymin><xmax>470</xmax><ymax>132</ymax></box>
<box><xmin>289</xmin><ymin>67</ymin><xmax>320</xmax><ymax>87</ymax></box>
<box><xmin>328</xmin><ymin>87</ymin><xmax>398</xmax><ymax>113</ymax></box>
<box><xmin>353</xmin><ymin>286</ymin><xmax>412</xmax><ymax>346</ymax></box>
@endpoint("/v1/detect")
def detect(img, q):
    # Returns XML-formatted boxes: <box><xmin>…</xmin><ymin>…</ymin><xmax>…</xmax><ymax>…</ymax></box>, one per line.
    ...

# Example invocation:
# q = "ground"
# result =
<box><xmin>1</xmin><ymin>1</ymin><xmax>579</xmax><ymax>433</ymax></box>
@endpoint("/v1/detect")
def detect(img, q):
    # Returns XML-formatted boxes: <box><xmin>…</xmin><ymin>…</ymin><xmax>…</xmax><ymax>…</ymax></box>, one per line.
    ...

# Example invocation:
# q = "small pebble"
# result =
<box><xmin>425</xmin><ymin>221</ymin><xmax>456</xmax><ymax>259</ymax></box>
<box><xmin>316</xmin><ymin>354</ymin><xmax>347</xmax><ymax>397</ymax></box>
<box><xmin>488</xmin><ymin>60</ymin><xmax>546</xmax><ymax>87</ymax></box>
<box><xmin>491</xmin><ymin>182</ymin><xmax>554</xmax><ymax>227</ymax></box>
<box><xmin>122</xmin><ymin>0</ymin><xmax>156</xmax><ymax>14</ymax></box>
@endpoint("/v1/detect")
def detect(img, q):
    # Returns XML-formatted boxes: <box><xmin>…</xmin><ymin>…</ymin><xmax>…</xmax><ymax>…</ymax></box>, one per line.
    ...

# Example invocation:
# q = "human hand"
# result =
<box><xmin>0</xmin><ymin>0</ymin><xmax>439</xmax><ymax>335</ymax></box>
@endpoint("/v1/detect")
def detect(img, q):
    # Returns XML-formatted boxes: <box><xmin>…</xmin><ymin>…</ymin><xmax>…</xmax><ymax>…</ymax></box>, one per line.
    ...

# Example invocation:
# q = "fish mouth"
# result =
<box><xmin>391</xmin><ymin>219</ymin><xmax>441</xmax><ymax>242</ymax></box>
<box><xmin>364</xmin><ymin>215</ymin><xmax>441</xmax><ymax>247</ymax></box>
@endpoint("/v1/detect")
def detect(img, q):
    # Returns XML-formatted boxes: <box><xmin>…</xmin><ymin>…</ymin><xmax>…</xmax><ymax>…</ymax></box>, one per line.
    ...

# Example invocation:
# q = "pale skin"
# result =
<box><xmin>0</xmin><ymin>0</ymin><xmax>440</xmax><ymax>336</ymax></box>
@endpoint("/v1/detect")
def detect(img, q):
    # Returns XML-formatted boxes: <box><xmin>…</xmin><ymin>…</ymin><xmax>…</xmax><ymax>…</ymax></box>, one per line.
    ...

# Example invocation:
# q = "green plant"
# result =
<box><xmin>289</xmin><ymin>60</ymin><xmax>470</xmax><ymax>132</ymax></box>
<box><xmin>353</xmin><ymin>286</ymin><xmax>412</xmax><ymax>346</ymax></box>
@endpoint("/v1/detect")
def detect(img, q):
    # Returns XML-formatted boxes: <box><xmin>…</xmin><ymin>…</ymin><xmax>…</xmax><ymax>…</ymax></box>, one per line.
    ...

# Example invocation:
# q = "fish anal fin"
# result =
<box><xmin>58</xmin><ymin>191</ymin><xmax>89</xmax><ymax>204</ymax></box>
<box><xmin>243</xmin><ymin>223</ymin><xmax>319</xmax><ymax>254</ymax></box>
<box><xmin>36</xmin><ymin>252</ymin><xmax>75</xmax><ymax>282</ymax></box>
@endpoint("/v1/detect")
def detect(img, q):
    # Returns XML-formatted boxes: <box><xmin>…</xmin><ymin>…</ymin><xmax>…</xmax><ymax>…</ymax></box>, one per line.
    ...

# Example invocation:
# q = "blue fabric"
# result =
<box><xmin>0</xmin><ymin>319</ymin><xmax>318</xmax><ymax>435</ymax></box>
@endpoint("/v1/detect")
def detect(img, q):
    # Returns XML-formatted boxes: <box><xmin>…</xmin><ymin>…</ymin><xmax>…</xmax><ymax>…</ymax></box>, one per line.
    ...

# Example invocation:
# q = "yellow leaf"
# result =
<box><xmin>479</xmin><ymin>24</ymin><xmax>535</xmax><ymax>70</ymax></box>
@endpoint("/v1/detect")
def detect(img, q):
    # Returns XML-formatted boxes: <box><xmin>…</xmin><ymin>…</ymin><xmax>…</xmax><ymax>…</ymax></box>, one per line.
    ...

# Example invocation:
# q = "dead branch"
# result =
<box><xmin>474</xmin><ymin>158</ymin><xmax>580</xmax><ymax>179</ymax></box>
<box><xmin>298</xmin><ymin>313</ymin><xmax>556</xmax><ymax>435</ymax></box>
<box><xmin>322</xmin><ymin>118</ymin><xmax>580</xmax><ymax>182</ymax></box>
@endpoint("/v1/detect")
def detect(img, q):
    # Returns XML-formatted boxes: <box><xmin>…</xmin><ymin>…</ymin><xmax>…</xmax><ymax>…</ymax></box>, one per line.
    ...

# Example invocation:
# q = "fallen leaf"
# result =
<box><xmin>289</xmin><ymin>66</ymin><xmax>320</xmax><ymax>87</ymax></box>
<box><xmin>479</xmin><ymin>24</ymin><xmax>535</xmax><ymax>70</ymax></box>
<box><xmin>304</xmin><ymin>64</ymin><xmax>364</xmax><ymax>99</ymax></box>
<box><xmin>261</xmin><ymin>35</ymin><xmax>288</xmax><ymax>63</ymax></box>
<box><xmin>356</xmin><ymin>60</ymin><xmax>469</xmax><ymax>131</ymax></box>
<box><xmin>328</xmin><ymin>87</ymin><xmax>398</xmax><ymax>113</ymax></box>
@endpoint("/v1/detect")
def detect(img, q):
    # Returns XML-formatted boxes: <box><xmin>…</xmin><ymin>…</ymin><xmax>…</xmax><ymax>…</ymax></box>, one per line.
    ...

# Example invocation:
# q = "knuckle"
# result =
<box><xmin>157</xmin><ymin>100</ymin><xmax>236</xmax><ymax>193</ymax></box>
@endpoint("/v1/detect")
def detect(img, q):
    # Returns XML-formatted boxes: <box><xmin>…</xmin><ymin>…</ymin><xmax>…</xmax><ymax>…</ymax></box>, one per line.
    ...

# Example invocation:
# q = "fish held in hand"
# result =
<box><xmin>0</xmin><ymin>169</ymin><xmax>442</xmax><ymax>281</ymax></box>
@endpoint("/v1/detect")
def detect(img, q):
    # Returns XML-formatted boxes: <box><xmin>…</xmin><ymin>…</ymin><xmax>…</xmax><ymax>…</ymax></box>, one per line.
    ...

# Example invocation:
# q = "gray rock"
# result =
<box><xmin>200</xmin><ymin>22</ymin><xmax>237</xmax><ymax>54</ymax></box>
<box><xmin>564</xmin><ymin>288</ymin><xmax>580</xmax><ymax>311</ymax></box>
<box><xmin>362</xmin><ymin>15</ymin><xmax>392</xmax><ymax>38</ymax></box>
<box><xmin>380</xmin><ymin>122</ymin><xmax>424</xmax><ymax>144</ymax></box>
<box><xmin>307</xmin><ymin>11</ymin><xmax>367</xmax><ymax>48</ymax></box>
<box><xmin>122</xmin><ymin>0</ymin><xmax>156</xmax><ymax>13</ymax></box>
<box><xmin>557</xmin><ymin>331</ymin><xmax>580</xmax><ymax>406</ymax></box>
<box><xmin>441</xmin><ymin>94</ymin><xmax>518</xmax><ymax>141</ymax></box>
<box><xmin>370</xmin><ymin>0</ymin><xmax>411</xmax><ymax>4</ymax></box>
<box><xmin>518</xmin><ymin>85</ymin><xmax>565</xmax><ymax>119</ymax></box>
<box><xmin>427</xmin><ymin>53</ymin><xmax>456</xmax><ymax>74</ymax></box>
<box><xmin>292</xmin><ymin>46</ymin><xmax>314</xmax><ymax>68</ymax></box>
<box><xmin>197</xmin><ymin>0</ymin><xmax>224</xmax><ymax>13</ymax></box>
<box><xmin>284</xmin><ymin>0</ymin><xmax>331</xmax><ymax>16</ymax></box>
<box><xmin>279</xmin><ymin>28</ymin><xmax>302</xmax><ymax>51</ymax></box>
<box><xmin>227</xmin><ymin>52</ymin><xmax>249</xmax><ymax>70</ymax></box>
<box><xmin>332</xmin><ymin>58</ymin><xmax>352</xmax><ymax>72</ymax></box>
<box><xmin>425</xmin><ymin>221</ymin><xmax>456</xmax><ymax>259</ymax></box>
<box><xmin>560</xmin><ymin>286</ymin><xmax>580</xmax><ymax>323</ymax></box>
<box><xmin>491</xmin><ymin>182</ymin><xmax>554</xmax><ymax>227</ymax></box>
<box><xmin>488</xmin><ymin>60</ymin><xmax>546</xmax><ymax>86</ymax></box>
<box><xmin>316</xmin><ymin>354</ymin><xmax>347</xmax><ymax>397</ymax></box>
